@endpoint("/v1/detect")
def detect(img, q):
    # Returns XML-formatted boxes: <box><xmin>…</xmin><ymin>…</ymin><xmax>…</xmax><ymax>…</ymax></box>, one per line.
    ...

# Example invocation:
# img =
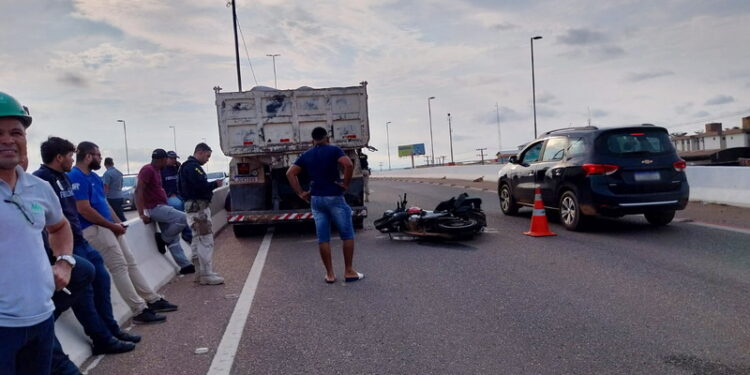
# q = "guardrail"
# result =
<box><xmin>374</xmin><ymin>164</ymin><xmax>750</xmax><ymax>207</ymax></box>
<box><xmin>57</xmin><ymin>186</ymin><xmax>230</xmax><ymax>366</ymax></box>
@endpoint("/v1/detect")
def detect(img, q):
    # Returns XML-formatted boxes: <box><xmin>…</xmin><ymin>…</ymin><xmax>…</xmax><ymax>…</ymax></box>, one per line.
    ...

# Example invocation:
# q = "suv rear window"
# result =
<box><xmin>596</xmin><ymin>129</ymin><xmax>673</xmax><ymax>155</ymax></box>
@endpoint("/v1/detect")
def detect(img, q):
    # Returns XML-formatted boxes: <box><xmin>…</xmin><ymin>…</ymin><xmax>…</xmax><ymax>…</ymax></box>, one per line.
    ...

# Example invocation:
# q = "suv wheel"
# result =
<box><xmin>499</xmin><ymin>183</ymin><xmax>519</xmax><ymax>215</ymax></box>
<box><xmin>644</xmin><ymin>210</ymin><xmax>675</xmax><ymax>226</ymax></box>
<box><xmin>559</xmin><ymin>191</ymin><xmax>588</xmax><ymax>231</ymax></box>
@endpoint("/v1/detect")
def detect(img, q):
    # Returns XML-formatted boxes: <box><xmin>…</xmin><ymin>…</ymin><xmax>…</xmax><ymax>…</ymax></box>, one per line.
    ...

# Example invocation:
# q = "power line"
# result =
<box><xmin>235</xmin><ymin>17</ymin><xmax>259</xmax><ymax>86</ymax></box>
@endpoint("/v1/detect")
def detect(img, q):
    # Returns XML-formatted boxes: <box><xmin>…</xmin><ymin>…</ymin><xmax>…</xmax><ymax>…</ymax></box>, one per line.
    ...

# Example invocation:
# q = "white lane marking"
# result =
<box><xmin>686</xmin><ymin>221</ymin><xmax>750</xmax><ymax>235</ymax></box>
<box><xmin>81</xmin><ymin>355</ymin><xmax>105</xmax><ymax>374</ymax></box>
<box><xmin>207</xmin><ymin>228</ymin><xmax>274</xmax><ymax>375</ymax></box>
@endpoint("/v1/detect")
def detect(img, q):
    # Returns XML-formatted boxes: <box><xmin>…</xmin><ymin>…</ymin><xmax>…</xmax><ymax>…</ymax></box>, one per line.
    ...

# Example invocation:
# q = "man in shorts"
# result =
<box><xmin>286</xmin><ymin>127</ymin><xmax>363</xmax><ymax>284</ymax></box>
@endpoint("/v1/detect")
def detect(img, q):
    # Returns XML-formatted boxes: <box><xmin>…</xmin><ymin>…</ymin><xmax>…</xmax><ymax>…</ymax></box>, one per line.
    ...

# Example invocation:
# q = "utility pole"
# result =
<box><xmin>379</xmin><ymin>162</ymin><xmax>383</xmax><ymax>171</ymax></box>
<box><xmin>495</xmin><ymin>103</ymin><xmax>502</xmax><ymax>152</ymax></box>
<box><xmin>231</xmin><ymin>0</ymin><xmax>242</xmax><ymax>91</ymax></box>
<box><xmin>476</xmin><ymin>148</ymin><xmax>487</xmax><ymax>165</ymax></box>
<box><xmin>531</xmin><ymin>35</ymin><xmax>543</xmax><ymax>138</ymax></box>
<box><xmin>116</xmin><ymin>120</ymin><xmax>130</xmax><ymax>174</ymax></box>
<box><xmin>169</xmin><ymin>125</ymin><xmax>177</xmax><ymax>154</ymax></box>
<box><xmin>447</xmin><ymin>112</ymin><xmax>454</xmax><ymax>165</ymax></box>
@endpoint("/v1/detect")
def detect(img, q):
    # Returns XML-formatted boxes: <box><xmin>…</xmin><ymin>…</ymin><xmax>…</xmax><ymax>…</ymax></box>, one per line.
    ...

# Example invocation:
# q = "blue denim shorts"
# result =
<box><xmin>311</xmin><ymin>195</ymin><xmax>354</xmax><ymax>243</ymax></box>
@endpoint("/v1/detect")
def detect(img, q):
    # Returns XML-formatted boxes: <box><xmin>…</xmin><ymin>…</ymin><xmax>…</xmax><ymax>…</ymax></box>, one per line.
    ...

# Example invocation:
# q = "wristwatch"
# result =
<box><xmin>56</xmin><ymin>255</ymin><xmax>76</xmax><ymax>268</ymax></box>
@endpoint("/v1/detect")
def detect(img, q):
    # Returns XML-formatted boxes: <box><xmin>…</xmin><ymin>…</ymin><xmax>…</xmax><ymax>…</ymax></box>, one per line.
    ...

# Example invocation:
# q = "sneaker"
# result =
<box><xmin>179</xmin><ymin>265</ymin><xmax>196</xmax><ymax>275</ymax></box>
<box><xmin>199</xmin><ymin>274</ymin><xmax>225</xmax><ymax>285</ymax></box>
<box><xmin>92</xmin><ymin>337</ymin><xmax>136</xmax><ymax>355</ymax></box>
<box><xmin>154</xmin><ymin>233</ymin><xmax>167</xmax><ymax>254</ymax></box>
<box><xmin>114</xmin><ymin>331</ymin><xmax>142</xmax><ymax>343</ymax></box>
<box><xmin>147</xmin><ymin>298</ymin><xmax>178</xmax><ymax>313</ymax></box>
<box><xmin>132</xmin><ymin>308</ymin><xmax>167</xmax><ymax>325</ymax></box>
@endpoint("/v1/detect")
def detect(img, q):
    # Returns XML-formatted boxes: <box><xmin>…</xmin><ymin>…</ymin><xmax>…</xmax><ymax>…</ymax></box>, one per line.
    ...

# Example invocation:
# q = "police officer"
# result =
<box><xmin>178</xmin><ymin>143</ymin><xmax>224</xmax><ymax>285</ymax></box>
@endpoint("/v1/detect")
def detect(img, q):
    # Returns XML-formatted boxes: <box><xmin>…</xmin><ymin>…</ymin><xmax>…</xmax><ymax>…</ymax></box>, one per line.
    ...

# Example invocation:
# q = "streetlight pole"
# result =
<box><xmin>266</xmin><ymin>54</ymin><xmax>280</xmax><ymax>88</ymax></box>
<box><xmin>385</xmin><ymin>121</ymin><xmax>392</xmax><ymax>170</ymax></box>
<box><xmin>447</xmin><ymin>113</ymin><xmax>454</xmax><ymax>164</ymax></box>
<box><xmin>169</xmin><ymin>125</ymin><xmax>177</xmax><ymax>154</ymax></box>
<box><xmin>531</xmin><ymin>35</ymin><xmax>542</xmax><ymax>139</ymax></box>
<box><xmin>495</xmin><ymin>102</ymin><xmax>502</xmax><ymax>151</ymax></box>
<box><xmin>116</xmin><ymin>120</ymin><xmax>130</xmax><ymax>174</ymax></box>
<box><xmin>427</xmin><ymin>96</ymin><xmax>435</xmax><ymax>165</ymax></box>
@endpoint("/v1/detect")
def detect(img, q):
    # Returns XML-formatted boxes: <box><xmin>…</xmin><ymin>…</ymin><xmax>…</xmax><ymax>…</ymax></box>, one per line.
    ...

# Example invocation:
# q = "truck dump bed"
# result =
<box><xmin>216</xmin><ymin>82</ymin><xmax>369</xmax><ymax>156</ymax></box>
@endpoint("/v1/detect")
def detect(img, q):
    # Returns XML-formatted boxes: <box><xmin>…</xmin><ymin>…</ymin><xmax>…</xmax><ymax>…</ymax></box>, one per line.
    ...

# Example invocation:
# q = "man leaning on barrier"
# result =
<box><xmin>69</xmin><ymin>141</ymin><xmax>175</xmax><ymax>325</ymax></box>
<box><xmin>178</xmin><ymin>143</ymin><xmax>224</xmax><ymax>285</ymax></box>
<box><xmin>136</xmin><ymin>148</ymin><xmax>194</xmax><ymax>275</ymax></box>
<box><xmin>34</xmin><ymin>137</ymin><xmax>138</xmax><ymax>356</ymax></box>
<box><xmin>0</xmin><ymin>91</ymin><xmax>73</xmax><ymax>375</ymax></box>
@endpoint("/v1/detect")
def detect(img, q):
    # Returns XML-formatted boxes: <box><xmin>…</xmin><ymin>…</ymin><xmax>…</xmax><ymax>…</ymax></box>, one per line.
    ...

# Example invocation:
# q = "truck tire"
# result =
<box><xmin>233</xmin><ymin>224</ymin><xmax>258</xmax><ymax>238</ymax></box>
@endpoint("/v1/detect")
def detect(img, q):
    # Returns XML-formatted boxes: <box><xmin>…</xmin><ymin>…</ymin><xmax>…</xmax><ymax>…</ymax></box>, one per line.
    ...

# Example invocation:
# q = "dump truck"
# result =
<box><xmin>215</xmin><ymin>82</ymin><xmax>371</xmax><ymax>236</ymax></box>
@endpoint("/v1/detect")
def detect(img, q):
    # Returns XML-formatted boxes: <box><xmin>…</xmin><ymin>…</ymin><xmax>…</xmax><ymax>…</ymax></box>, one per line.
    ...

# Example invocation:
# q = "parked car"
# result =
<box><xmin>497</xmin><ymin>125</ymin><xmax>689</xmax><ymax>230</ymax></box>
<box><xmin>122</xmin><ymin>174</ymin><xmax>137</xmax><ymax>210</ymax></box>
<box><xmin>206</xmin><ymin>171</ymin><xmax>228</xmax><ymax>185</ymax></box>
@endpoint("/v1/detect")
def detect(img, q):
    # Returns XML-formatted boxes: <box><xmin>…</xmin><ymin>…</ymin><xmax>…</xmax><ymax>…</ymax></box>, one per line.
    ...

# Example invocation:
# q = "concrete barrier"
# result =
<box><xmin>375</xmin><ymin>165</ymin><xmax>750</xmax><ymax>207</ymax></box>
<box><xmin>56</xmin><ymin>186</ymin><xmax>230</xmax><ymax>366</ymax></box>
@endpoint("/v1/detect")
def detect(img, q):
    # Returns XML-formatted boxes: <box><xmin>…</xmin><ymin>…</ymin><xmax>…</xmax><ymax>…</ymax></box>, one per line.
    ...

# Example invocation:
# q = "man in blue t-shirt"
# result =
<box><xmin>286</xmin><ymin>127</ymin><xmax>363</xmax><ymax>284</ymax></box>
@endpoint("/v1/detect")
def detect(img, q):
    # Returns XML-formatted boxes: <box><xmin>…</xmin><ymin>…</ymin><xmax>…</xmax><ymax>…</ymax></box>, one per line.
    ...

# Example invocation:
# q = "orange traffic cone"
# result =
<box><xmin>524</xmin><ymin>187</ymin><xmax>557</xmax><ymax>237</ymax></box>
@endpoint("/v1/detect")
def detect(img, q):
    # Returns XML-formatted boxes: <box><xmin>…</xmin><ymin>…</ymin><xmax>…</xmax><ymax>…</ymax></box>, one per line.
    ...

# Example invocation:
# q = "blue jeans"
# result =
<box><xmin>149</xmin><ymin>204</ymin><xmax>191</xmax><ymax>268</ymax></box>
<box><xmin>0</xmin><ymin>316</ymin><xmax>55</xmax><ymax>375</ymax></box>
<box><xmin>311</xmin><ymin>195</ymin><xmax>354</xmax><ymax>243</ymax></box>
<box><xmin>167</xmin><ymin>196</ymin><xmax>192</xmax><ymax>244</ymax></box>
<box><xmin>63</xmin><ymin>243</ymin><xmax>120</xmax><ymax>339</ymax></box>
<box><xmin>107</xmin><ymin>198</ymin><xmax>127</xmax><ymax>222</ymax></box>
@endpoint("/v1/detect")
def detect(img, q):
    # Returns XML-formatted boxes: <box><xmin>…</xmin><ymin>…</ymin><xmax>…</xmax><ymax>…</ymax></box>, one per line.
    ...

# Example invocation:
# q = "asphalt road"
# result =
<box><xmin>87</xmin><ymin>179</ymin><xmax>750</xmax><ymax>375</ymax></box>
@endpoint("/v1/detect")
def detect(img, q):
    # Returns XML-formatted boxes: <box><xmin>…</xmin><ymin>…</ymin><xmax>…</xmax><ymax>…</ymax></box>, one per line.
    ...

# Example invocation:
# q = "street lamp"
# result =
<box><xmin>530</xmin><ymin>35</ymin><xmax>543</xmax><ymax>139</ymax></box>
<box><xmin>266</xmin><ymin>54</ymin><xmax>280</xmax><ymax>88</ymax></box>
<box><xmin>447</xmin><ymin>113</ymin><xmax>454</xmax><ymax>164</ymax></box>
<box><xmin>169</xmin><ymin>125</ymin><xmax>177</xmax><ymax>154</ymax></box>
<box><xmin>385</xmin><ymin>121</ymin><xmax>392</xmax><ymax>170</ymax></box>
<box><xmin>495</xmin><ymin>103</ymin><xmax>502</xmax><ymax>151</ymax></box>
<box><xmin>116</xmin><ymin>120</ymin><xmax>130</xmax><ymax>174</ymax></box>
<box><xmin>427</xmin><ymin>96</ymin><xmax>436</xmax><ymax>165</ymax></box>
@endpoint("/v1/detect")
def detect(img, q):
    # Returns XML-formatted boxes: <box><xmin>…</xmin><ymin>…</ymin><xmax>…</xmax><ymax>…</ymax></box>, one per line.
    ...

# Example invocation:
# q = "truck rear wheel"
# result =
<box><xmin>233</xmin><ymin>224</ymin><xmax>261</xmax><ymax>237</ymax></box>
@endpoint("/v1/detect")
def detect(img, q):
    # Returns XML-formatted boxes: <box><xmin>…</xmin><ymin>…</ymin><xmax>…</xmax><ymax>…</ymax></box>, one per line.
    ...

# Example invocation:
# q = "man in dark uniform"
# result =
<box><xmin>177</xmin><ymin>143</ymin><xmax>224</xmax><ymax>285</ymax></box>
<box><xmin>162</xmin><ymin>151</ymin><xmax>191</xmax><ymax>243</ymax></box>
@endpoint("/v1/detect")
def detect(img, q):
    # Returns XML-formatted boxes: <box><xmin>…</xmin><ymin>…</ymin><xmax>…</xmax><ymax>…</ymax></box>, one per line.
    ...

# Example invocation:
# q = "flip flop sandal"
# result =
<box><xmin>345</xmin><ymin>272</ymin><xmax>365</xmax><ymax>283</ymax></box>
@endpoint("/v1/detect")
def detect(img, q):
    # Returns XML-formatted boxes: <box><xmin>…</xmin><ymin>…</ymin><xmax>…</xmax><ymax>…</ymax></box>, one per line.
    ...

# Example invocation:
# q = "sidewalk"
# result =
<box><xmin>374</xmin><ymin>177</ymin><xmax>750</xmax><ymax>231</ymax></box>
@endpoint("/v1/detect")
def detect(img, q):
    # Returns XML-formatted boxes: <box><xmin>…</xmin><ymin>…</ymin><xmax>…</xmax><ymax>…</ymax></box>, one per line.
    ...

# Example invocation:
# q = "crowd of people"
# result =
<box><xmin>0</xmin><ymin>92</ymin><xmax>224</xmax><ymax>375</ymax></box>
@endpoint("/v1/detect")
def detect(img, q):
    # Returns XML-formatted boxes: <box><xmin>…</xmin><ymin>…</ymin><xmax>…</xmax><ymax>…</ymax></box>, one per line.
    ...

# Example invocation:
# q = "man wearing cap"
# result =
<box><xmin>0</xmin><ymin>92</ymin><xmax>74</xmax><ymax>375</ymax></box>
<box><xmin>162</xmin><ymin>151</ymin><xmax>192</xmax><ymax>244</ymax></box>
<box><xmin>70</xmin><ymin>141</ymin><xmax>174</xmax><ymax>325</ymax></box>
<box><xmin>286</xmin><ymin>127</ymin><xmax>364</xmax><ymax>284</ymax></box>
<box><xmin>102</xmin><ymin>157</ymin><xmax>127</xmax><ymax>222</ymax></box>
<box><xmin>178</xmin><ymin>143</ymin><xmax>224</xmax><ymax>285</ymax></box>
<box><xmin>136</xmin><ymin>149</ymin><xmax>194</xmax><ymax>275</ymax></box>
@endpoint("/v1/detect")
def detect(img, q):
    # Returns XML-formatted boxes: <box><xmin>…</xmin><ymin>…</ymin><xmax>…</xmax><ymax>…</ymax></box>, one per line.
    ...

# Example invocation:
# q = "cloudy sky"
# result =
<box><xmin>2</xmin><ymin>0</ymin><xmax>749</xmax><ymax>171</ymax></box>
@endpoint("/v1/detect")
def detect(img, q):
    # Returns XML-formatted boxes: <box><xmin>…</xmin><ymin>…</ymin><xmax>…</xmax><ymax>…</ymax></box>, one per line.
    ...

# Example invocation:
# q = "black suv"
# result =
<box><xmin>497</xmin><ymin>125</ymin><xmax>689</xmax><ymax>230</ymax></box>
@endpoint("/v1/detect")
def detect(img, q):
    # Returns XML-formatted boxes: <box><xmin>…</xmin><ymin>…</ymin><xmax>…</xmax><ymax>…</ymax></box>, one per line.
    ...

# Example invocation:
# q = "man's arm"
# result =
<box><xmin>135</xmin><ymin>172</ymin><xmax>152</xmax><ymax>224</ymax></box>
<box><xmin>337</xmin><ymin>155</ymin><xmax>354</xmax><ymax>191</ymax></box>
<box><xmin>76</xmin><ymin>199</ymin><xmax>125</xmax><ymax>235</ymax></box>
<box><xmin>286</xmin><ymin>165</ymin><xmax>310</xmax><ymax>202</ymax></box>
<box><xmin>46</xmin><ymin>218</ymin><xmax>73</xmax><ymax>290</ymax></box>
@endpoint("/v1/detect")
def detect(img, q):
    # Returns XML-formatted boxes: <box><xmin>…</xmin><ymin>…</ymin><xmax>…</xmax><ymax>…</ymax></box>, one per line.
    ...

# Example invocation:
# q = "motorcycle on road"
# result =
<box><xmin>374</xmin><ymin>193</ymin><xmax>486</xmax><ymax>239</ymax></box>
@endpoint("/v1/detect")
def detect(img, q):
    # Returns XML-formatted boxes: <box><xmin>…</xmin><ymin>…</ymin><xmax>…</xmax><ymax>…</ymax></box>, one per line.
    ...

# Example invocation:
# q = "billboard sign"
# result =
<box><xmin>398</xmin><ymin>143</ymin><xmax>426</xmax><ymax>157</ymax></box>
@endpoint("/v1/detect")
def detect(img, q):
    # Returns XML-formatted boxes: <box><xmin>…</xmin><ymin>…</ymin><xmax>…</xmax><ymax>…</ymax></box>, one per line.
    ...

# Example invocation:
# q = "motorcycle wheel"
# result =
<box><xmin>436</xmin><ymin>217</ymin><xmax>479</xmax><ymax>233</ymax></box>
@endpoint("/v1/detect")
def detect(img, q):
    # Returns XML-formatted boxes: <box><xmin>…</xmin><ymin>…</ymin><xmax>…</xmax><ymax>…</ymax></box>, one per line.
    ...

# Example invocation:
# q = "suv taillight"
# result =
<box><xmin>582</xmin><ymin>164</ymin><xmax>619</xmax><ymax>176</ymax></box>
<box><xmin>673</xmin><ymin>160</ymin><xmax>686</xmax><ymax>172</ymax></box>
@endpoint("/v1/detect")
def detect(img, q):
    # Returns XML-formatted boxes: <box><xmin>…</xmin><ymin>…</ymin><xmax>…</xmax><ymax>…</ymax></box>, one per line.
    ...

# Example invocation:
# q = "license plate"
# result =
<box><xmin>634</xmin><ymin>171</ymin><xmax>660</xmax><ymax>181</ymax></box>
<box><xmin>233</xmin><ymin>176</ymin><xmax>259</xmax><ymax>183</ymax></box>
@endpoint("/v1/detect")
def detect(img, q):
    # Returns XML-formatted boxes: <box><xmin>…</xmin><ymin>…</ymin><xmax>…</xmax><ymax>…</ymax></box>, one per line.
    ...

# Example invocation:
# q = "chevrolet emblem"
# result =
<box><xmin>641</xmin><ymin>159</ymin><xmax>653</xmax><ymax>164</ymax></box>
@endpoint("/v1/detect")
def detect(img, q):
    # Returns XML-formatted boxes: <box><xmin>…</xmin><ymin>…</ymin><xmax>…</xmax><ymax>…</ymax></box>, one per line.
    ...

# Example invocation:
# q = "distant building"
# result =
<box><xmin>670</xmin><ymin>116</ymin><xmax>750</xmax><ymax>165</ymax></box>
